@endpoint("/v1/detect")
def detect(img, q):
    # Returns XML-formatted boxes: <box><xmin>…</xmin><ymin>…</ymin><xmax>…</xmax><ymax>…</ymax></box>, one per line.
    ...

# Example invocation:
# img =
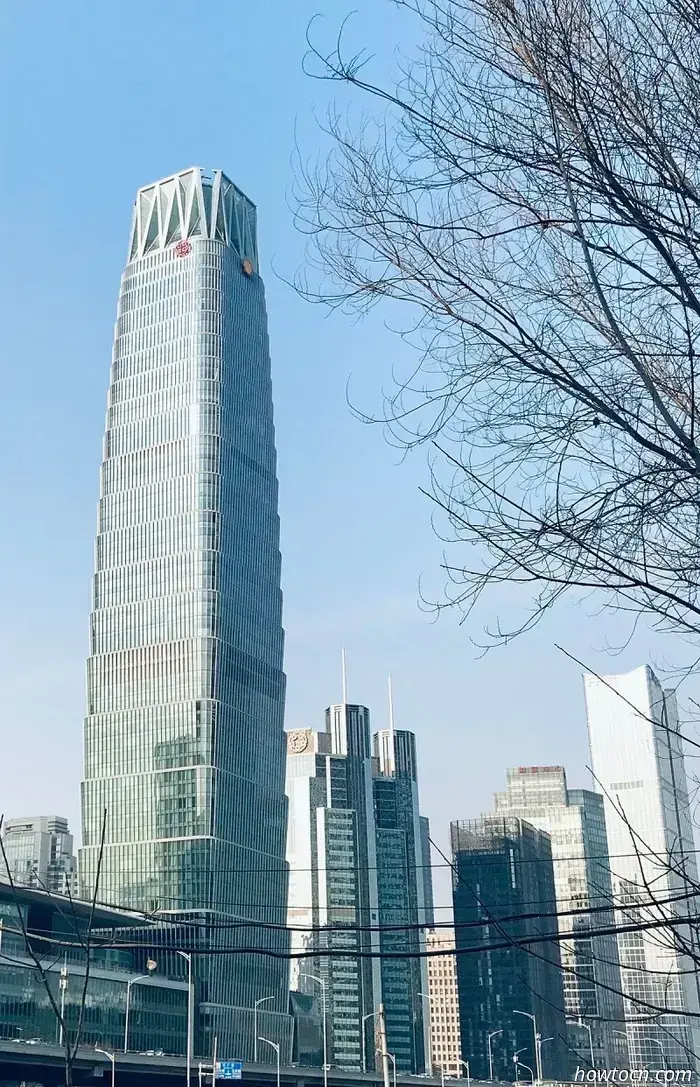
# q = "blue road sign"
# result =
<box><xmin>216</xmin><ymin>1062</ymin><xmax>243</xmax><ymax>1080</ymax></box>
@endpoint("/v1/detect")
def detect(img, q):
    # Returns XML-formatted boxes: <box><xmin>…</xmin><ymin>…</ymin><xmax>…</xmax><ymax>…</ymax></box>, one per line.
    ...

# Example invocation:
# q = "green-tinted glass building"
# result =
<box><xmin>80</xmin><ymin>167</ymin><xmax>291</xmax><ymax>1059</ymax></box>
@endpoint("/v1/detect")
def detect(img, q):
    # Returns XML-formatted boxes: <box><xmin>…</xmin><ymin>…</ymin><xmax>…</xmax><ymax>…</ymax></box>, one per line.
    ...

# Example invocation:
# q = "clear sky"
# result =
<box><xmin>0</xmin><ymin>0</ymin><xmax>693</xmax><ymax>911</ymax></box>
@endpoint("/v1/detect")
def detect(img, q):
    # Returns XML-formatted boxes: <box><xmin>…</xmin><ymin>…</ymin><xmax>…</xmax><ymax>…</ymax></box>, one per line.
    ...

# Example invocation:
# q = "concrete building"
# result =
<box><xmin>425</xmin><ymin>928</ymin><xmax>461</xmax><ymax>1077</ymax></box>
<box><xmin>451</xmin><ymin>815</ymin><xmax>571</xmax><ymax>1083</ymax></box>
<box><xmin>584</xmin><ymin>665</ymin><xmax>700</xmax><ymax>1072</ymax></box>
<box><xmin>1</xmin><ymin>817</ymin><xmax>77</xmax><ymax>897</ymax></box>
<box><xmin>493</xmin><ymin>766</ymin><xmax>628</xmax><ymax>1069</ymax></box>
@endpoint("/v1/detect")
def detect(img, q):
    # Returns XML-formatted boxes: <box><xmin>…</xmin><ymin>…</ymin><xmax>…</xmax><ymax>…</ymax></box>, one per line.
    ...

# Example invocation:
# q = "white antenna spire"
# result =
<box><xmin>341</xmin><ymin>646</ymin><xmax>348</xmax><ymax>704</ymax></box>
<box><xmin>388</xmin><ymin>674</ymin><xmax>396</xmax><ymax>774</ymax></box>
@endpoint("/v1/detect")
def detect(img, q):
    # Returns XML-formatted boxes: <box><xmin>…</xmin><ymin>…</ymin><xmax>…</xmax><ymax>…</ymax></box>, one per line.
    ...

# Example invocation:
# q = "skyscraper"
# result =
<box><xmin>80</xmin><ymin>167</ymin><xmax>291</xmax><ymax>1057</ymax></box>
<box><xmin>373</xmin><ymin>727</ymin><xmax>431</xmax><ymax>1072</ymax></box>
<box><xmin>493</xmin><ymin>766</ymin><xmax>628</xmax><ymax>1069</ymax></box>
<box><xmin>285</xmin><ymin>680</ymin><xmax>433</xmax><ymax>1073</ymax></box>
<box><xmin>1</xmin><ymin>816</ymin><xmax>78</xmax><ymax>897</ymax></box>
<box><xmin>451</xmin><ymin>816</ymin><xmax>571</xmax><ymax>1083</ymax></box>
<box><xmin>285</xmin><ymin>703</ymin><xmax>382</xmax><ymax>1072</ymax></box>
<box><xmin>584</xmin><ymin>665</ymin><xmax>700</xmax><ymax>1072</ymax></box>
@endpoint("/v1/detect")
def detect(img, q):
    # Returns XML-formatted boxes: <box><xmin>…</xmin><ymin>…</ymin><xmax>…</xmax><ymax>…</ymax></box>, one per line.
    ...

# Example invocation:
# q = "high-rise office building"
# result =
<box><xmin>451</xmin><ymin>816</ymin><xmax>571</xmax><ymax>1083</ymax></box>
<box><xmin>420</xmin><ymin>817</ymin><xmax>435</xmax><ymax>928</ymax></box>
<box><xmin>493</xmin><ymin>766</ymin><xmax>628</xmax><ymax>1069</ymax></box>
<box><xmin>425</xmin><ymin>927</ymin><xmax>461</xmax><ymax>1077</ymax></box>
<box><xmin>285</xmin><ymin>691</ymin><xmax>433</xmax><ymax>1073</ymax></box>
<box><xmin>584</xmin><ymin>665</ymin><xmax>700</xmax><ymax>1071</ymax></box>
<box><xmin>80</xmin><ymin>167</ymin><xmax>292</xmax><ymax>1058</ymax></box>
<box><xmin>373</xmin><ymin>727</ymin><xmax>432</xmax><ymax>1072</ymax></box>
<box><xmin>1</xmin><ymin>816</ymin><xmax>78</xmax><ymax>896</ymax></box>
<box><xmin>285</xmin><ymin>706</ymin><xmax>382</xmax><ymax>1071</ymax></box>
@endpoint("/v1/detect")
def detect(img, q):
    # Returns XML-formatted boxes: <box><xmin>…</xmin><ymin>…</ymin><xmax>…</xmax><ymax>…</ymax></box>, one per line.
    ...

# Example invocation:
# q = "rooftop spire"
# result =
<box><xmin>341</xmin><ymin>646</ymin><xmax>348</xmax><ymax>704</ymax></box>
<box><xmin>388</xmin><ymin>674</ymin><xmax>396</xmax><ymax>774</ymax></box>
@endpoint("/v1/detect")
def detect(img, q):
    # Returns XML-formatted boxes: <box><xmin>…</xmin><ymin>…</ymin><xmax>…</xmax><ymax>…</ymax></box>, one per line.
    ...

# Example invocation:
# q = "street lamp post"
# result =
<box><xmin>176</xmin><ymin>950</ymin><xmax>193</xmax><ymax>1087</ymax></box>
<box><xmin>259</xmin><ymin>1037</ymin><xmax>280</xmax><ymax>1087</ymax></box>
<box><xmin>648</xmin><ymin>1038</ymin><xmax>667</xmax><ymax>1070</ymax></box>
<box><xmin>362</xmin><ymin>1011</ymin><xmax>380</xmax><ymax>1073</ymax></box>
<box><xmin>58</xmin><ymin>959</ymin><xmax>68</xmax><ymax>1046</ymax></box>
<box><xmin>514</xmin><ymin>1010</ymin><xmax>542</xmax><ymax>1084</ymax></box>
<box><xmin>417</xmin><ymin>991</ymin><xmax>433</xmax><ymax>1076</ymax></box>
<box><xmin>95</xmin><ymin>1047</ymin><xmax>116</xmax><ymax>1087</ymax></box>
<box><xmin>487</xmin><ymin>1029</ymin><xmax>503</xmax><ymax>1081</ymax></box>
<box><xmin>386</xmin><ymin>1051</ymin><xmax>397</xmax><ymax>1087</ymax></box>
<box><xmin>518</xmin><ymin>1062</ymin><xmax>534</xmax><ymax>1084</ymax></box>
<box><xmin>124</xmin><ymin>968</ymin><xmax>156</xmax><ymax>1053</ymax></box>
<box><xmin>459</xmin><ymin>1058</ymin><xmax>471</xmax><ymax>1087</ymax></box>
<box><xmin>254</xmin><ymin>997</ymin><xmax>275</xmax><ymax>1064</ymax></box>
<box><xmin>567</xmin><ymin>1018</ymin><xmax>594</xmax><ymax>1070</ymax></box>
<box><xmin>299</xmin><ymin>972</ymin><xmax>328</xmax><ymax>1087</ymax></box>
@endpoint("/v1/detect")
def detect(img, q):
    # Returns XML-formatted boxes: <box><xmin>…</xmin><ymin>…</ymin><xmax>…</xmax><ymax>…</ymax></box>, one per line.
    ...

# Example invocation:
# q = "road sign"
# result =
<box><xmin>216</xmin><ymin>1062</ymin><xmax>243</xmax><ymax>1080</ymax></box>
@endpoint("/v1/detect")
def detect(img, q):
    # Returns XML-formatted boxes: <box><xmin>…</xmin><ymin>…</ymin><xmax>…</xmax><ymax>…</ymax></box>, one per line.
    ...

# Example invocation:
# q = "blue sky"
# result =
<box><xmin>0</xmin><ymin>0</ymin><xmax>691</xmax><ymax>909</ymax></box>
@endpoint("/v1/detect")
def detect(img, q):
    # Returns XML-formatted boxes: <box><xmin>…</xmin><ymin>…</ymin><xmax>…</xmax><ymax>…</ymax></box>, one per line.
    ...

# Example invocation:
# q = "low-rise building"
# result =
<box><xmin>426</xmin><ymin>928</ymin><xmax>461</xmax><ymax>1077</ymax></box>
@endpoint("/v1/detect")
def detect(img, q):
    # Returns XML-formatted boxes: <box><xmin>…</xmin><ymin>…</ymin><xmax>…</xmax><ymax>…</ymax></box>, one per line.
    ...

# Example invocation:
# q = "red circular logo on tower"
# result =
<box><xmin>175</xmin><ymin>239</ymin><xmax>192</xmax><ymax>257</ymax></box>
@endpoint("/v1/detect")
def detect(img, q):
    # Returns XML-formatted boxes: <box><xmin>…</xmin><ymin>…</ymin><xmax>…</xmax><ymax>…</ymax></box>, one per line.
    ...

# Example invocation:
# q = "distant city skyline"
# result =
<box><xmin>2</xmin><ymin>0</ymin><xmax>694</xmax><ymax>904</ymax></box>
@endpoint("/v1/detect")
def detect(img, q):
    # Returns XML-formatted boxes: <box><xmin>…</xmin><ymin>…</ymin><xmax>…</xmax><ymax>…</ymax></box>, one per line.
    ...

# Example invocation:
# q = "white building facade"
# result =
<box><xmin>584</xmin><ymin>665</ymin><xmax>700</xmax><ymax>1071</ymax></box>
<box><xmin>1</xmin><ymin>816</ymin><xmax>78</xmax><ymax>896</ymax></box>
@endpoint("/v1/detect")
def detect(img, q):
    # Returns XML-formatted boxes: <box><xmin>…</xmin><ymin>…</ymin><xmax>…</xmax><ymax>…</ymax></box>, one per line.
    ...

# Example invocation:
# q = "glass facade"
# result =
<box><xmin>0</xmin><ymin>885</ymin><xmax>187</xmax><ymax>1052</ymax></box>
<box><xmin>285</xmin><ymin>712</ymin><xmax>383</xmax><ymax>1072</ymax></box>
<box><xmin>585</xmin><ymin>666</ymin><xmax>700</xmax><ymax>1072</ymax></box>
<box><xmin>493</xmin><ymin>767</ymin><xmax>628</xmax><ymax>1069</ymax></box>
<box><xmin>373</xmin><ymin>730</ymin><xmax>431</xmax><ymax>1074</ymax></box>
<box><xmin>451</xmin><ymin>816</ymin><xmax>572</xmax><ymax>1083</ymax></box>
<box><xmin>80</xmin><ymin>167</ymin><xmax>291</xmax><ymax>1059</ymax></box>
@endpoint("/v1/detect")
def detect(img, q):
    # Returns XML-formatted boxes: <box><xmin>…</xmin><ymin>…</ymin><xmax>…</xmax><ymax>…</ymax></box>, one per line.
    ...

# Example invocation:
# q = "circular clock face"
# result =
<box><xmin>242</xmin><ymin>258</ymin><xmax>254</xmax><ymax>276</ymax></box>
<box><xmin>288</xmin><ymin>730</ymin><xmax>309</xmax><ymax>753</ymax></box>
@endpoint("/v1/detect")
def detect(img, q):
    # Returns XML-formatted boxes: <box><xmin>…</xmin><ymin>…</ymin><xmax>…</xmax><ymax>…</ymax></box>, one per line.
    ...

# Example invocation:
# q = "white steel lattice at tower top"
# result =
<box><xmin>128</xmin><ymin>168</ymin><xmax>258</xmax><ymax>266</ymax></box>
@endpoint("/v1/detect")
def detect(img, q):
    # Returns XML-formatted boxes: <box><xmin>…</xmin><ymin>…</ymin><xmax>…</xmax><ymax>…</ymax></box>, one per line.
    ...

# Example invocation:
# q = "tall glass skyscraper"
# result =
<box><xmin>584</xmin><ymin>666</ymin><xmax>700</xmax><ymax>1072</ymax></box>
<box><xmin>80</xmin><ymin>167</ymin><xmax>291</xmax><ymax>1058</ymax></box>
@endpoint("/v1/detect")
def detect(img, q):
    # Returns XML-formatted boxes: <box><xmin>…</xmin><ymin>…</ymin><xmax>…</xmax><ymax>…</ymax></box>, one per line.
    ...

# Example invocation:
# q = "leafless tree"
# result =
<box><xmin>295</xmin><ymin>0</ymin><xmax>700</xmax><ymax>645</ymax></box>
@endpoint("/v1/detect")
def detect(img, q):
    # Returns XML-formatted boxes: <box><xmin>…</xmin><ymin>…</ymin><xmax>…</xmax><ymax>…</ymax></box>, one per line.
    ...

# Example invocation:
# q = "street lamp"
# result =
<box><xmin>567</xmin><ymin>1018</ymin><xmax>594</xmax><ymax>1069</ymax></box>
<box><xmin>95</xmin><ymin>1046</ymin><xmax>116</xmax><ymax>1087</ymax></box>
<box><xmin>487</xmin><ymin>1029</ymin><xmax>503</xmax><ymax>1081</ymax></box>
<box><xmin>459</xmin><ymin>1058</ymin><xmax>471</xmax><ymax>1087</ymax></box>
<box><xmin>514</xmin><ymin>1010</ymin><xmax>542</xmax><ymax>1084</ymax></box>
<box><xmin>124</xmin><ymin>962</ymin><xmax>157</xmax><ymax>1053</ymax></box>
<box><xmin>417</xmin><ymin>992</ymin><xmax>433</xmax><ymax>1076</ymax></box>
<box><xmin>58</xmin><ymin>959</ymin><xmax>68</xmax><ymax>1047</ymax></box>
<box><xmin>254</xmin><ymin>997</ymin><xmax>275</xmax><ymax>1064</ymax></box>
<box><xmin>176</xmin><ymin>950</ymin><xmax>193</xmax><ymax>1086</ymax></box>
<box><xmin>362</xmin><ymin>1011</ymin><xmax>380</xmax><ymax>1074</ymax></box>
<box><xmin>299</xmin><ymin>971</ymin><xmax>328</xmax><ymax>1087</ymax></box>
<box><xmin>259</xmin><ymin>1037</ymin><xmax>280</xmax><ymax>1087</ymax></box>
<box><xmin>647</xmin><ymin>1037</ymin><xmax>667</xmax><ymax>1070</ymax></box>
<box><xmin>513</xmin><ymin>1049</ymin><xmax>527</xmax><ymax>1085</ymax></box>
<box><xmin>386</xmin><ymin>1051</ymin><xmax>397</xmax><ymax>1087</ymax></box>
